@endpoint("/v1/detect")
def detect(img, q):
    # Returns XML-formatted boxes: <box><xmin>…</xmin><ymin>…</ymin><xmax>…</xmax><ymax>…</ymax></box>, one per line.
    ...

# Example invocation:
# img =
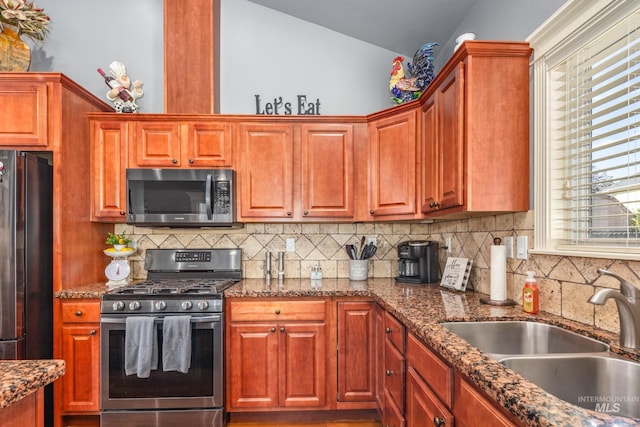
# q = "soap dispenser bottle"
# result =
<box><xmin>522</xmin><ymin>271</ymin><xmax>539</xmax><ymax>314</ymax></box>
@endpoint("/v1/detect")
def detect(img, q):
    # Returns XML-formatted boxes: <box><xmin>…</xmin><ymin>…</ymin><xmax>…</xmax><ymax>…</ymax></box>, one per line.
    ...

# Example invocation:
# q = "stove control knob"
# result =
<box><xmin>129</xmin><ymin>301</ymin><xmax>142</xmax><ymax>311</ymax></box>
<box><xmin>197</xmin><ymin>300</ymin><xmax>209</xmax><ymax>310</ymax></box>
<box><xmin>112</xmin><ymin>301</ymin><xmax>125</xmax><ymax>311</ymax></box>
<box><xmin>155</xmin><ymin>301</ymin><xmax>167</xmax><ymax>311</ymax></box>
<box><xmin>181</xmin><ymin>301</ymin><xmax>193</xmax><ymax>310</ymax></box>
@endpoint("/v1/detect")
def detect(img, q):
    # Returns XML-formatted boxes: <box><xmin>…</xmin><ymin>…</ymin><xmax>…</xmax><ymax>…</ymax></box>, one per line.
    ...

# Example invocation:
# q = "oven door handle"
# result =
<box><xmin>100</xmin><ymin>315</ymin><xmax>222</xmax><ymax>324</ymax></box>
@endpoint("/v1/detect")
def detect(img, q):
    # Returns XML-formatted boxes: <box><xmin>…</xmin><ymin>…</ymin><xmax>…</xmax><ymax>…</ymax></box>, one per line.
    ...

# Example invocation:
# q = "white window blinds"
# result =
<box><xmin>549</xmin><ymin>8</ymin><xmax>640</xmax><ymax>250</ymax></box>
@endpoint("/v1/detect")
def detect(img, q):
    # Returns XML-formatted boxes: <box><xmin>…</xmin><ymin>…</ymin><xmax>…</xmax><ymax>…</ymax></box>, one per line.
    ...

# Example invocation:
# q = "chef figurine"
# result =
<box><xmin>106</xmin><ymin>61</ymin><xmax>144</xmax><ymax>113</ymax></box>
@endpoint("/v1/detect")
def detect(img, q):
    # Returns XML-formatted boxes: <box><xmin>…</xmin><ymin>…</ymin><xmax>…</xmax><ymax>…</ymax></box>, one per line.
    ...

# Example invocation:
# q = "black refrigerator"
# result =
<box><xmin>0</xmin><ymin>150</ymin><xmax>53</xmax><ymax>424</ymax></box>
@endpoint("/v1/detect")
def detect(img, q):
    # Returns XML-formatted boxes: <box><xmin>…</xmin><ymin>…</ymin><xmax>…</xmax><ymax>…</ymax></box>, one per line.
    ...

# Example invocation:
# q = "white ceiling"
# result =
<box><xmin>245</xmin><ymin>0</ymin><xmax>477</xmax><ymax>56</ymax></box>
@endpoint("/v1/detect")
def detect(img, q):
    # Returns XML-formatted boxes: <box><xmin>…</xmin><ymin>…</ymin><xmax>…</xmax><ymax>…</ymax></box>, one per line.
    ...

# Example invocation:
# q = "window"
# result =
<box><xmin>530</xmin><ymin>0</ymin><xmax>640</xmax><ymax>259</ymax></box>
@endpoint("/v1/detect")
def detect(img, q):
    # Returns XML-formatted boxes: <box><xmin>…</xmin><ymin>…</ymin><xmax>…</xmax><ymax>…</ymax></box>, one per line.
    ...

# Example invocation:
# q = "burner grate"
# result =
<box><xmin>108</xmin><ymin>279</ymin><xmax>235</xmax><ymax>295</ymax></box>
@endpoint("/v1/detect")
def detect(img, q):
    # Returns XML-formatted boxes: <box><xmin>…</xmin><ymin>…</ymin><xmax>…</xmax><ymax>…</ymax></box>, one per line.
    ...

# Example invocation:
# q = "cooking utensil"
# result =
<box><xmin>359</xmin><ymin>236</ymin><xmax>366</xmax><ymax>259</ymax></box>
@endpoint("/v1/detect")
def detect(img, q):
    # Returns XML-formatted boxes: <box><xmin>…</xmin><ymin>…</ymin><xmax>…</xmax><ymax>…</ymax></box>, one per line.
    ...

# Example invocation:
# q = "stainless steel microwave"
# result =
<box><xmin>126</xmin><ymin>168</ymin><xmax>238</xmax><ymax>227</ymax></box>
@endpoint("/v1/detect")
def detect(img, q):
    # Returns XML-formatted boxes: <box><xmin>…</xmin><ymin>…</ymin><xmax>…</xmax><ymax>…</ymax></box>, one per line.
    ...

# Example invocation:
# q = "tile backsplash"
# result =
<box><xmin>116</xmin><ymin>210</ymin><xmax>640</xmax><ymax>335</ymax></box>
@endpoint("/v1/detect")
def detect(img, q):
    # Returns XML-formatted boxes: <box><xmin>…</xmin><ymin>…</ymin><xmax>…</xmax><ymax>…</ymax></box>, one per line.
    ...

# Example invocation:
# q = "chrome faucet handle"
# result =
<box><xmin>597</xmin><ymin>269</ymin><xmax>640</xmax><ymax>300</ymax></box>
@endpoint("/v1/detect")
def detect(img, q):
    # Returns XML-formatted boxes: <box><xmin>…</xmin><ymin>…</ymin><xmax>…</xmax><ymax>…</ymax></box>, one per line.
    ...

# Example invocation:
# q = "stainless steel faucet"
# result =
<box><xmin>589</xmin><ymin>269</ymin><xmax>640</xmax><ymax>349</ymax></box>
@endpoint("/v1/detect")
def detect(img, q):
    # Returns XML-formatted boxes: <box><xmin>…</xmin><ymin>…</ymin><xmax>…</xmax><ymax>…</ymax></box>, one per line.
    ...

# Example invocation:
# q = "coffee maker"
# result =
<box><xmin>396</xmin><ymin>240</ymin><xmax>439</xmax><ymax>284</ymax></box>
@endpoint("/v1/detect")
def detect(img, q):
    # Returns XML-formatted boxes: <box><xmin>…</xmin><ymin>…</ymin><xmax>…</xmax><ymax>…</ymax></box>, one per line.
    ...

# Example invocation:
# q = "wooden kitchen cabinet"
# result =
<box><xmin>91</xmin><ymin>120</ymin><xmax>129</xmax><ymax>222</ymax></box>
<box><xmin>236</xmin><ymin>122</ymin><xmax>295</xmax><ymax>219</ymax></box>
<box><xmin>0</xmin><ymin>80</ymin><xmax>48</xmax><ymax>147</ymax></box>
<box><xmin>226</xmin><ymin>298</ymin><xmax>330</xmax><ymax>411</ymax></box>
<box><xmin>59</xmin><ymin>300</ymin><xmax>101</xmax><ymax>414</ymax></box>
<box><xmin>421</xmin><ymin>41</ymin><xmax>532</xmax><ymax>217</ymax></box>
<box><xmin>406</xmin><ymin>333</ymin><xmax>454</xmax><ymax>426</ymax></box>
<box><xmin>336</xmin><ymin>301</ymin><xmax>376</xmax><ymax>406</ymax></box>
<box><xmin>367</xmin><ymin>108</ymin><xmax>420</xmax><ymax>220</ymax></box>
<box><xmin>382</xmin><ymin>311</ymin><xmax>406</xmax><ymax>427</ymax></box>
<box><xmin>237</xmin><ymin>121</ymin><xmax>359</xmax><ymax>221</ymax></box>
<box><xmin>454</xmin><ymin>373</ymin><xmax>520</xmax><ymax>427</ymax></box>
<box><xmin>130</xmin><ymin>120</ymin><xmax>233</xmax><ymax>167</ymax></box>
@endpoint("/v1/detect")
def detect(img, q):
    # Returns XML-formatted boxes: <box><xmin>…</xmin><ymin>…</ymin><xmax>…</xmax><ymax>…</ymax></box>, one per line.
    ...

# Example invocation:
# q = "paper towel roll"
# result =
<box><xmin>490</xmin><ymin>245</ymin><xmax>507</xmax><ymax>301</ymax></box>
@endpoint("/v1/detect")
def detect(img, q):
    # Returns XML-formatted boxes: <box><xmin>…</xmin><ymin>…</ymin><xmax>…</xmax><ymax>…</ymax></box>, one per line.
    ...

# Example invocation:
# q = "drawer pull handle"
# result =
<box><xmin>385</xmin><ymin>327</ymin><xmax>392</xmax><ymax>333</ymax></box>
<box><xmin>172</xmin><ymin>159</ymin><xmax>178</xmax><ymax>164</ymax></box>
<box><xmin>270</xmin><ymin>327</ymin><xmax>276</xmax><ymax>333</ymax></box>
<box><xmin>275</xmin><ymin>309</ymin><xmax>281</xmax><ymax>315</ymax></box>
<box><xmin>280</xmin><ymin>327</ymin><xmax>285</xmax><ymax>333</ymax></box>
<box><xmin>119</xmin><ymin>210</ymin><xmax>125</xmax><ymax>216</ymax></box>
<box><xmin>189</xmin><ymin>159</ymin><xmax>194</xmax><ymax>164</ymax></box>
<box><xmin>75</xmin><ymin>311</ymin><xmax>83</xmax><ymax>317</ymax></box>
<box><xmin>385</xmin><ymin>369</ymin><xmax>393</xmax><ymax>376</ymax></box>
<box><xmin>90</xmin><ymin>330</ymin><xmax>97</xmax><ymax>336</ymax></box>
<box><xmin>433</xmin><ymin>416</ymin><xmax>445</xmax><ymax>426</ymax></box>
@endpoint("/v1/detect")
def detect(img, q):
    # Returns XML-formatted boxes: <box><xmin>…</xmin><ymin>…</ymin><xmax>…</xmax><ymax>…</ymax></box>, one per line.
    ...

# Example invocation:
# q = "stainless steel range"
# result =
<box><xmin>100</xmin><ymin>248</ymin><xmax>241</xmax><ymax>427</ymax></box>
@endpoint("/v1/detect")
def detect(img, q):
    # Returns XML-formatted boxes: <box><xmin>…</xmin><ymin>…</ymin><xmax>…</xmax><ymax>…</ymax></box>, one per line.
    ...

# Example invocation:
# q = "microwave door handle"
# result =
<box><xmin>205</xmin><ymin>174</ymin><xmax>213</xmax><ymax>220</ymax></box>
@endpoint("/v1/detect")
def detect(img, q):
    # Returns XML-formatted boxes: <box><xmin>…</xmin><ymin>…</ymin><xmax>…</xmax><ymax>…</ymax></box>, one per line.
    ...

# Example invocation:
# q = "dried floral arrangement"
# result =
<box><xmin>0</xmin><ymin>0</ymin><xmax>49</xmax><ymax>42</ymax></box>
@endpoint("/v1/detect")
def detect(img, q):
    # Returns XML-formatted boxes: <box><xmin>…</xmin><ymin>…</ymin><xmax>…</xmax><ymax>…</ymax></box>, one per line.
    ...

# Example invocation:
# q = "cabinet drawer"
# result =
<box><xmin>384</xmin><ymin>338</ymin><xmax>405</xmax><ymax>411</ymax></box>
<box><xmin>454</xmin><ymin>373</ymin><xmax>518</xmax><ymax>427</ymax></box>
<box><xmin>229</xmin><ymin>299</ymin><xmax>327</xmax><ymax>321</ymax></box>
<box><xmin>384</xmin><ymin>311</ymin><xmax>405</xmax><ymax>353</ymax></box>
<box><xmin>61</xmin><ymin>301</ymin><xmax>101</xmax><ymax>323</ymax></box>
<box><xmin>407</xmin><ymin>367</ymin><xmax>453</xmax><ymax>427</ymax></box>
<box><xmin>383</xmin><ymin>390</ymin><xmax>405</xmax><ymax>427</ymax></box>
<box><xmin>406</xmin><ymin>333</ymin><xmax>453</xmax><ymax>407</ymax></box>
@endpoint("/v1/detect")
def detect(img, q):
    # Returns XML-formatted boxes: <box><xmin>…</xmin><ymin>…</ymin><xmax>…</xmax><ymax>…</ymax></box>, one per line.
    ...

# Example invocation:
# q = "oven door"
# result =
<box><xmin>100</xmin><ymin>313</ymin><xmax>223</xmax><ymax>411</ymax></box>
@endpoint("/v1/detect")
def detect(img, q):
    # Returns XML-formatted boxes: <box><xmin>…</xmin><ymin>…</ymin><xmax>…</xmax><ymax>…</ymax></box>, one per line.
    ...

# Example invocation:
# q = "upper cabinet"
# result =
<box><xmin>131</xmin><ymin>120</ymin><xmax>233</xmax><ymax>167</ymax></box>
<box><xmin>0</xmin><ymin>80</ymin><xmax>48</xmax><ymax>147</ymax></box>
<box><xmin>421</xmin><ymin>41</ymin><xmax>532</xmax><ymax>217</ymax></box>
<box><xmin>368</xmin><ymin>108</ymin><xmax>420</xmax><ymax>220</ymax></box>
<box><xmin>88</xmin><ymin>41</ymin><xmax>532</xmax><ymax>224</ymax></box>
<box><xmin>236</xmin><ymin>121</ymin><xmax>361</xmax><ymax>221</ymax></box>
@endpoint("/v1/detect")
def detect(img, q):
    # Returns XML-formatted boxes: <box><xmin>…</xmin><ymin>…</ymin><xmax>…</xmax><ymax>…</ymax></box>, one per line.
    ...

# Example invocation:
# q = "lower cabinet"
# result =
<box><xmin>406</xmin><ymin>367</ymin><xmax>453</xmax><ymax>427</ymax></box>
<box><xmin>336</xmin><ymin>301</ymin><xmax>377</xmax><ymax>406</ymax></box>
<box><xmin>453</xmin><ymin>373</ymin><xmax>519</xmax><ymax>427</ymax></box>
<box><xmin>56</xmin><ymin>300</ymin><xmax>101</xmax><ymax>426</ymax></box>
<box><xmin>382</xmin><ymin>312</ymin><xmax>406</xmax><ymax>427</ymax></box>
<box><xmin>226</xmin><ymin>298</ymin><xmax>330</xmax><ymax>410</ymax></box>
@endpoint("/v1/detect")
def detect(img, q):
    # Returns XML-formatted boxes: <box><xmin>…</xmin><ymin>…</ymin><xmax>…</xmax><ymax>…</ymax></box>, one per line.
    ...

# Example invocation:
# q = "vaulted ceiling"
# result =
<box><xmin>246</xmin><ymin>0</ymin><xmax>477</xmax><ymax>56</ymax></box>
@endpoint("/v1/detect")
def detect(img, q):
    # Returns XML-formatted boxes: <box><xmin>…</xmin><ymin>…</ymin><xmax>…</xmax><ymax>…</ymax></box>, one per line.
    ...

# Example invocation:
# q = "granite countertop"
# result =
<box><xmin>0</xmin><ymin>359</ymin><xmax>65</xmax><ymax>409</ymax></box>
<box><xmin>57</xmin><ymin>278</ymin><xmax>640</xmax><ymax>426</ymax></box>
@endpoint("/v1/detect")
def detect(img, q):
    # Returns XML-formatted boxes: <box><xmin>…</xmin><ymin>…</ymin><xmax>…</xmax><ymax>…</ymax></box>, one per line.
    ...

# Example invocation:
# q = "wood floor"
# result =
<box><xmin>228</xmin><ymin>422</ymin><xmax>381</xmax><ymax>427</ymax></box>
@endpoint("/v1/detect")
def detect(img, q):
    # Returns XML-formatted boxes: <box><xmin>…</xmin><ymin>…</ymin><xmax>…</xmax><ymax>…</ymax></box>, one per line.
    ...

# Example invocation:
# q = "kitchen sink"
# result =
<box><xmin>440</xmin><ymin>321</ymin><xmax>609</xmax><ymax>358</ymax></box>
<box><xmin>501</xmin><ymin>355</ymin><xmax>640</xmax><ymax>419</ymax></box>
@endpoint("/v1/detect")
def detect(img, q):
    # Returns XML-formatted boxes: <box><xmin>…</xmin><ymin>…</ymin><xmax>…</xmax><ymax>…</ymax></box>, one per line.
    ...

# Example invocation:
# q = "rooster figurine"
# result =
<box><xmin>390</xmin><ymin>42</ymin><xmax>438</xmax><ymax>104</ymax></box>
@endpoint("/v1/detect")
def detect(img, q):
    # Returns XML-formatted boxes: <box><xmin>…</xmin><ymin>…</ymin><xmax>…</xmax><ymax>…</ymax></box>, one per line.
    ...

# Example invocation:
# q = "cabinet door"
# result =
<box><xmin>337</xmin><ymin>302</ymin><xmax>375</xmax><ymax>402</ymax></box>
<box><xmin>131</xmin><ymin>122</ymin><xmax>182</xmax><ymax>167</ymax></box>
<box><xmin>454</xmin><ymin>374</ymin><xmax>518</xmax><ymax>427</ymax></box>
<box><xmin>185</xmin><ymin>122</ymin><xmax>233</xmax><ymax>167</ymax></box>
<box><xmin>437</xmin><ymin>62</ymin><xmax>464</xmax><ymax>211</ymax></box>
<box><xmin>228</xmin><ymin>323</ymin><xmax>279</xmax><ymax>409</ymax></box>
<box><xmin>420</xmin><ymin>92</ymin><xmax>439</xmax><ymax>212</ymax></box>
<box><xmin>237</xmin><ymin>123</ymin><xmax>295</xmax><ymax>219</ymax></box>
<box><xmin>279</xmin><ymin>322</ymin><xmax>327</xmax><ymax>408</ymax></box>
<box><xmin>368</xmin><ymin>110</ymin><xmax>418</xmax><ymax>218</ymax></box>
<box><xmin>61</xmin><ymin>325</ymin><xmax>100</xmax><ymax>412</ymax></box>
<box><xmin>383</xmin><ymin>391</ymin><xmax>406</xmax><ymax>427</ymax></box>
<box><xmin>300</xmin><ymin>124</ymin><xmax>354</xmax><ymax>219</ymax></box>
<box><xmin>406</xmin><ymin>368</ymin><xmax>454</xmax><ymax>427</ymax></box>
<box><xmin>0</xmin><ymin>81</ymin><xmax>48</xmax><ymax>146</ymax></box>
<box><xmin>91</xmin><ymin>120</ymin><xmax>128</xmax><ymax>222</ymax></box>
<box><xmin>374</xmin><ymin>304</ymin><xmax>385</xmax><ymax>414</ymax></box>
<box><xmin>384</xmin><ymin>338</ymin><xmax>405</xmax><ymax>413</ymax></box>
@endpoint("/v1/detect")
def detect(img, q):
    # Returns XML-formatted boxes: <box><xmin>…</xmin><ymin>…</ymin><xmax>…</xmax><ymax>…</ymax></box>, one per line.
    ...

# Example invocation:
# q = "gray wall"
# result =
<box><xmin>29</xmin><ymin>0</ymin><xmax>565</xmax><ymax>115</ymax></box>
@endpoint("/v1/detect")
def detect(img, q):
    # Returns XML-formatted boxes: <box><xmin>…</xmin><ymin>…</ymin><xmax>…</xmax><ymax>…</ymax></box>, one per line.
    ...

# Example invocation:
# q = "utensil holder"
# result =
<box><xmin>349</xmin><ymin>259</ymin><xmax>368</xmax><ymax>281</ymax></box>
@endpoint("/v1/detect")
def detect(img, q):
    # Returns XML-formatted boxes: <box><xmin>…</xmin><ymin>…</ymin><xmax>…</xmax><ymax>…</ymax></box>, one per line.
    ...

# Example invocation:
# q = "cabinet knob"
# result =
<box><xmin>280</xmin><ymin>326</ymin><xmax>285</xmax><ymax>333</ymax></box>
<box><xmin>270</xmin><ymin>327</ymin><xmax>276</xmax><ymax>333</ymax></box>
<box><xmin>75</xmin><ymin>311</ymin><xmax>83</xmax><ymax>317</ymax></box>
<box><xmin>286</xmin><ymin>211</ymin><xmax>292</xmax><ymax>216</ymax></box>
<box><xmin>430</xmin><ymin>201</ymin><xmax>440</xmax><ymax>208</ymax></box>
<box><xmin>385</xmin><ymin>369</ymin><xmax>393</xmax><ymax>376</ymax></box>
<box><xmin>433</xmin><ymin>416</ymin><xmax>445</xmax><ymax>426</ymax></box>
<box><xmin>90</xmin><ymin>330</ymin><xmax>97</xmax><ymax>336</ymax></box>
<box><xmin>172</xmin><ymin>158</ymin><xmax>178</xmax><ymax>164</ymax></box>
<box><xmin>385</xmin><ymin>327</ymin><xmax>392</xmax><ymax>333</ymax></box>
<box><xmin>303</xmin><ymin>211</ymin><xmax>308</xmax><ymax>216</ymax></box>
<box><xmin>189</xmin><ymin>159</ymin><xmax>194</xmax><ymax>164</ymax></box>
<box><xmin>275</xmin><ymin>309</ymin><xmax>281</xmax><ymax>315</ymax></box>
<box><xmin>369</xmin><ymin>209</ymin><xmax>375</xmax><ymax>215</ymax></box>
<box><xmin>119</xmin><ymin>210</ymin><xmax>126</xmax><ymax>216</ymax></box>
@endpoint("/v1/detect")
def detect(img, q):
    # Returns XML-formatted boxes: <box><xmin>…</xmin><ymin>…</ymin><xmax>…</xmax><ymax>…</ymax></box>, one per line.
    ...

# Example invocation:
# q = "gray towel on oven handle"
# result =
<box><xmin>162</xmin><ymin>315</ymin><xmax>192</xmax><ymax>373</ymax></box>
<box><xmin>124</xmin><ymin>316</ymin><xmax>158</xmax><ymax>378</ymax></box>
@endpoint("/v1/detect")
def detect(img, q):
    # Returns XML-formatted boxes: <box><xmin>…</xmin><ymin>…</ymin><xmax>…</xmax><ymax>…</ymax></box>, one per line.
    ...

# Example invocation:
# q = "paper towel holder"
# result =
<box><xmin>480</xmin><ymin>237</ymin><xmax>516</xmax><ymax>306</ymax></box>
